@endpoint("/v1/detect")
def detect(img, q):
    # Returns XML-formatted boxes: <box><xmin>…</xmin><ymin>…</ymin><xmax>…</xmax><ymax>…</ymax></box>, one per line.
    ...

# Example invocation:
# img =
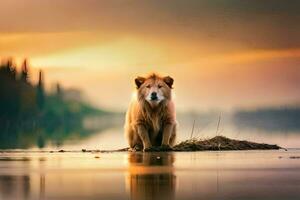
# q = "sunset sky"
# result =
<box><xmin>0</xmin><ymin>0</ymin><xmax>300</xmax><ymax>111</ymax></box>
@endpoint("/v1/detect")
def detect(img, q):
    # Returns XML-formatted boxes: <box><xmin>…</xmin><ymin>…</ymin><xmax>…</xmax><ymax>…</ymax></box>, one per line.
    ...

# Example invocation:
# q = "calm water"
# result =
<box><xmin>1</xmin><ymin>113</ymin><xmax>300</xmax><ymax>150</ymax></box>
<box><xmin>22</xmin><ymin>114</ymin><xmax>300</xmax><ymax>151</ymax></box>
<box><xmin>0</xmin><ymin>150</ymin><xmax>299</xmax><ymax>200</ymax></box>
<box><xmin>1</xmin><ymin>113</ymin><xmax>300</xmax><ymax>200</ymax></box>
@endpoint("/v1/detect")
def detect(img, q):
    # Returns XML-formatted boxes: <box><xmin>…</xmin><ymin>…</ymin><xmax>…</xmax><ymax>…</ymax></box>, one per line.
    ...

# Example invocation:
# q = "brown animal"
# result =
<box><xmin>124</xmin><ymin>73</ymin><xmax>177</xmax><ymax>151</ymax></box>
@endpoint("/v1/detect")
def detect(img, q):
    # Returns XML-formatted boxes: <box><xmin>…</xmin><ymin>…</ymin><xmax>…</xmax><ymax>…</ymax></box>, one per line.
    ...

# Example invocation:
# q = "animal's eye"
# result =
<box><xmin>146</xmin><ymin>85</ymin><xmax>151</xmax><ymax>88</ymax></box>
<box><xmin>158</xmin><ymin>85</ymin><xmax>162</xmax><ymax>88</ymax></box>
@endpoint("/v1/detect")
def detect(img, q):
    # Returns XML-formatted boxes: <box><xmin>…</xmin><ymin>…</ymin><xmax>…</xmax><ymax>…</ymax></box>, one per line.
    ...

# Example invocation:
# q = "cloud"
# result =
<box><xmin>0</xmin><ymin>0</ymin><xmax>299</xmax><ymax>50</ymax></box>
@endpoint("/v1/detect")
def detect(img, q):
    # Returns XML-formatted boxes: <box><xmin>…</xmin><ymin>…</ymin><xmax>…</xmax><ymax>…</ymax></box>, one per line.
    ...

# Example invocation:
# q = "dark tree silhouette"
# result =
<box><xmin>56</xmin><ymin>83</ymin><xmax>62</xmax><ymax>99</ymax></box>
<box><xmin>20</xmin><ymin>59</ymin><xmax>29</xmax><ymax>83</ymax></box>
<box><xmin>37</xmin><ymin>70</ymin><xmax>45</xmax><ymax>110</ymax></box>
<box><xmin>0</xmin><ymin>59</ymin><xmax>19</xmax><ymax>119</ymax></box>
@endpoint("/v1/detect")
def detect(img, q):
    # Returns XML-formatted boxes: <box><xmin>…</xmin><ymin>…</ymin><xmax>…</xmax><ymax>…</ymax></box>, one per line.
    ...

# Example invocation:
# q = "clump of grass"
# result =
<box><xmin>172</xmin><ymin>135</ymin><xmax>281</xmax><ymax>151</ymax></box>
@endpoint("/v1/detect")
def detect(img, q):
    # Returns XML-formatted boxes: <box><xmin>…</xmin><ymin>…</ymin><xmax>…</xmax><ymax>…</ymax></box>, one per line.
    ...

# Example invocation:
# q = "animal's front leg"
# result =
<box><xmin>162</xmin><ymin>123</ymin><xmax>175</xmax><ymax>147</ymax></box>
<box><xmin>136</xmin><ymin>124</ymin><xmax>152</xmax><ymax>150</ymax></box>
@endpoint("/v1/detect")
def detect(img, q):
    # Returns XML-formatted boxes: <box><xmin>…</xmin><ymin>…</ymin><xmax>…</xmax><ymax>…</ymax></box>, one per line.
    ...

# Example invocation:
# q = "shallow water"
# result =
<box><xmin>0</xmin><ymin>150</ymin><xmax>299</xmax><ymax>200</ymax></box>
<box><xmin>31</xmin><ymin>113</ymin><xmax>300</xmax><ymax>150</ymax></box>
<box><xmin>2</xmin><ymin>112</ymin><xmax>300</xmax><ymax>150</ymax></box>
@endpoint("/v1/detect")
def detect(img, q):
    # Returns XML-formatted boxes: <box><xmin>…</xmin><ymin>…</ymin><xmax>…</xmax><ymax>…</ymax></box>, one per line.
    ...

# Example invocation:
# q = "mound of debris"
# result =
<box><xmin>172</xmin><ymin>136</ymin><xmax>281</xmax><ymax>151</ymax></box>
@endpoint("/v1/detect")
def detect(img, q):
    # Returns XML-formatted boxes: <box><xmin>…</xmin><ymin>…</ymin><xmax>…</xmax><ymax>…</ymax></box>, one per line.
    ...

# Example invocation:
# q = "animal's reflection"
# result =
<box><xmin>127</xmin><ymin>152</ymin><xmax>176</xmax><ymax>200</ymax></box>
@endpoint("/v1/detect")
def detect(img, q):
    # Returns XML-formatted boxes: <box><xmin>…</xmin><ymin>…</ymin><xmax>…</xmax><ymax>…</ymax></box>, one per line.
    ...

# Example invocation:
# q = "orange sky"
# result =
<box><xmin>0</xmin><ymin>0</ymin><xmax>300</xmax><ymax>111</ymax></box>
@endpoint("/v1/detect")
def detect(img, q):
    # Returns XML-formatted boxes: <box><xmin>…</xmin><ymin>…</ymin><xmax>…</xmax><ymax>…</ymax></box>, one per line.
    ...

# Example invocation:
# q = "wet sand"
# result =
<box><xmin>0</xmin><ymin>150</ymin><xmax>299</xmax><ymax>200</ymax></box>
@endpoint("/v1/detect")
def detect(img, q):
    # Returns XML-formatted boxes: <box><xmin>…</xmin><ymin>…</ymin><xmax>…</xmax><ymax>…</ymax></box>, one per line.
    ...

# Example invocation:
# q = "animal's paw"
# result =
<box><xmin>160</xmin><ymin>144</ymin><xmax>173</xmax><ymax>151</ymax></box>
<box><xmin>129</xmin><ymin>145</ymin><xmax>143</xmax><ymax>152</ymax></box>
<box><xmin>143</xmin><ymin>146</ymin><xmax>159</xmax><ymax>152</ymax></box>
<box><xmin>128</xmin><ymin>148</ymin><xmax>136</xmax><ymax>152</ymax></box>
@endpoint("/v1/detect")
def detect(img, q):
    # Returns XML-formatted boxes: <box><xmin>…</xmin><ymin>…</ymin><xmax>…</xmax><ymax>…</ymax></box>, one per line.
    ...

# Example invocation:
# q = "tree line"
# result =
<box><xmin>0</xmin><ymin>59</ymin><xmax>45</xmax><ymax>121</ymax></box>
<box><xmin>0</xmin><ymin>58</ymin><xmax>104</xmax><ymax>130</ymax></box>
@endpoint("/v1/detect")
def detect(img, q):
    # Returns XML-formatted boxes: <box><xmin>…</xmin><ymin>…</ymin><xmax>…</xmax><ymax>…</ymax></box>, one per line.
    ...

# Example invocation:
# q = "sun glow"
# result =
<box><xmin>30</xmin><ymin>37</ymin><xmax>166</xmax><ymax>70</ymax></box>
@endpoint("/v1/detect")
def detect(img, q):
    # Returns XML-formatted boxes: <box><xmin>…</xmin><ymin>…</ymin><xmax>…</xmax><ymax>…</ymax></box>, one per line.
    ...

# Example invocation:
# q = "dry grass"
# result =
<box><xmin>172</xmin><ymin>135</ymin><xmax>281</xmax><ymax>151</ymax></box>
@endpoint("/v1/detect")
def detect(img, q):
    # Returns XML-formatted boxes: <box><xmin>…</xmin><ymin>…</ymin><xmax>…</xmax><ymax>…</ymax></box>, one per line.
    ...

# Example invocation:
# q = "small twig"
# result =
<box><xmin>216</xmin><ymin>113</ymin><xmax>222</xmax><ymax>149</ymax></box>
<box><xmin>216</xmin><ymin>113</ymin><xmax>221</xmax><ymax>136</ymax></box>
<box><xmin>190</xmin><ymin>119</ymin><xmax>196</xmax><ymax>139</ymax></box>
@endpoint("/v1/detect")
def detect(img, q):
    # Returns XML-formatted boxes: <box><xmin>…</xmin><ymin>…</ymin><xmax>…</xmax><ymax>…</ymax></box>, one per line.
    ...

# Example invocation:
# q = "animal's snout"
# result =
<box><xmin>151</xmin><ymin>92</ymin><xmax>158</xmax><ymax>100</ymax></box>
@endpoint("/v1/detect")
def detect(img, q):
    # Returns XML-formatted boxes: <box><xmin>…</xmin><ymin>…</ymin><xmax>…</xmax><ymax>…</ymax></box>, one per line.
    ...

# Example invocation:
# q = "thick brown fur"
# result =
<box><xmin>124</xmin><ymin>73</ymin><xmax>177</xmax><ymax>151</ymax></box>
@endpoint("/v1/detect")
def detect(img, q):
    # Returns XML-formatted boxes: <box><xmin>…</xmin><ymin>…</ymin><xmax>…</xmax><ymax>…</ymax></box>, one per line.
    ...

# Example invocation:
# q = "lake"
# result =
<box><xmin>0</xmin><ymin>150</ymin><xmax>299</xmax><ymax>200</ymax></box>
<box><xmin>0</xmin><ymin>113</ymin><xmax>300</xmax><ymax>200</ymax></box>
<box><xmin>8</xmin><ymin>112</ymin><xmax>299</xmax><ymax>151</ymax></box>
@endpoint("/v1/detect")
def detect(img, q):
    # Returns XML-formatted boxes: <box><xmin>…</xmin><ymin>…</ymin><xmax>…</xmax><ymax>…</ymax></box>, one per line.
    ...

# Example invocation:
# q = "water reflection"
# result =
<box><xmin>1</xmin><ymin>110</ymin><xmax>300</xmax><ymax>150</ymax></box>
<box><xmin>0</xmin><ymin>151</ymin><xmax>300</xmax><ymax>200</ymax></box>
<box><xmin>0</xmin><ymin>156</ymin><xmax>31</xmax><ymax>200</ymax></box>
<box><xmin>0</xmin><ymin>115</ymin><xmax>121</xmax><ymax>149</ymax></box>
<box><xmin>0</xmin><ymin>176</ymin><xmax>30</xmax><ymax>200</ymax></box>
<box><xmin>127</xmin><ymin>152</ymin><xmax>176</xmax><ymax>200</ymax></box>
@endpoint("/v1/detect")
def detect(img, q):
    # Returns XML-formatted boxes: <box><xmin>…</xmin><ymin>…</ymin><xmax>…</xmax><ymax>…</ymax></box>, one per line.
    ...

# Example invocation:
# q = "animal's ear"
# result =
<box><xmin>163</xmin><ymin>76</ymin><xmax>174</xmax><ymax>88</ymax></box>
<box><xmin>135</xmin><ymin>76</ymin><xmax>146</xmax><ymax>89</ymax></box>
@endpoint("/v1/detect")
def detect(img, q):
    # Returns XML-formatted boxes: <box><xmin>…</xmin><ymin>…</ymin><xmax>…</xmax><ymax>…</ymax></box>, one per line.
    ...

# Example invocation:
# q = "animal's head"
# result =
<box><xmin>135</xmin><ymin>73</ymin><xmax>174</xmax><ymax>107</ymax></box>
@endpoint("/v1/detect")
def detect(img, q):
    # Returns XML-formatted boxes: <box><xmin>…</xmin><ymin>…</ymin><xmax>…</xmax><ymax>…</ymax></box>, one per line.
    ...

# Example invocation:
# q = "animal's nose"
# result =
<box><xmin>151</xmin><ymin>92</ymin><xmax>158</xmax><ymax>100</ymax></box>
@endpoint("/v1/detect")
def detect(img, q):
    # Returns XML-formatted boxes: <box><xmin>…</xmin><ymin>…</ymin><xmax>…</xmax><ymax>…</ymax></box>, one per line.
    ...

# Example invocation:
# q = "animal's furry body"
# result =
<box><xmin>124</xmin><ymin>73</ymin><xmax>177</xmax><ymax>151</ymax></box>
